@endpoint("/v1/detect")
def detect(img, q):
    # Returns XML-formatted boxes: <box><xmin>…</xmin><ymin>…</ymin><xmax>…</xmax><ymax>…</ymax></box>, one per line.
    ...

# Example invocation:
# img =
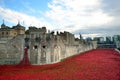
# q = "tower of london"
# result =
<box><xmin>0</xmin><ymin>21</ymin><xmax>97</xmax><ymax>65</ymax></box>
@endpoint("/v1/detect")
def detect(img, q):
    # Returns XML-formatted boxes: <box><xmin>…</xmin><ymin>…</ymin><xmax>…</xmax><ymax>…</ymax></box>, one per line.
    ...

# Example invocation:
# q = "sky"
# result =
<box><xmin>0</xmin><ymin>0</ymin><xmax>120</xmax><ymax>38</ymax></box>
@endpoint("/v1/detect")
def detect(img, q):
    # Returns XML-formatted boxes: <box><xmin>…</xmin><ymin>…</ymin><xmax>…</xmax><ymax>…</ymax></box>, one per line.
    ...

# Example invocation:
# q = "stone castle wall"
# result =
<box><xmin>0</xmin><ymin>35</ymin><xmax>24</xmax><ymax>64</ymax></box>
<box><xmin>27</xmin><ymin>34</ymin><xmax>95</xmax><ymax>65</ymax></box>
<box><xmin>0</xmin><ymin>34</ymin><xmax>97</xmax><ymax>65</ymax></box>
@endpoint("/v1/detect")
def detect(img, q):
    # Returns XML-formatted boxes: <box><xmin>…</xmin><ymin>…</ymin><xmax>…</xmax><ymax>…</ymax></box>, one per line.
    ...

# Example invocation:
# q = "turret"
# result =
<box><xmin>12</xmin><ymin>21</ymin><xmax>25</xmax><ymax>35</ymax></box>
<box><xmin>1</xmin><ymin>20</ymin><xmax>6</xmax><ymax>28</ymax></box>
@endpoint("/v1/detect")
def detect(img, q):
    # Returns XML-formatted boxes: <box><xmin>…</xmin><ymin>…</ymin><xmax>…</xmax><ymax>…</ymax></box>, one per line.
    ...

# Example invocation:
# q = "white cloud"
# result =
<box><xmin>75</xmin><ymin>33</ymin><xmax>102</xmax><ymax>39</ymax></box>
<box><xmin>83</xmin><ymin>33</ymin><xmax>103</xmax><ymax>39</ymax></box>
<box><xmin>0</xmin><ymin>0</ymin><xmax>118</xmax><ymax>38</ymax></box>
<box><xmin>46</xmin><ymin>0</ymin><xmax>114</xmax><ymax>34</ymax></box>
<box><xmin>0</xmin><ymin>7</ymin><xmax>53</xmax><ymax>30</ymax></box>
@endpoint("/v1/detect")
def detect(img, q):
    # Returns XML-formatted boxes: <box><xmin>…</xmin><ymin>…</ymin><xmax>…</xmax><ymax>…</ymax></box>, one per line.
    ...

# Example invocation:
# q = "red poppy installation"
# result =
<box><xmin>0</xmin><ymin>49</ymin><xmax>120</xmax><ymax>80</ymax></box>
<box><xmin>17</xmin><ymin>47</ymin><xmax>31</xmax><ymax>67</ymax></box>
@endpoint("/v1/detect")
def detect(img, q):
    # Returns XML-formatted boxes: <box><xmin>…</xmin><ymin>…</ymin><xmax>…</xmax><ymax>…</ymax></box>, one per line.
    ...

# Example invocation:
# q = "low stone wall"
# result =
<box><xmin>61</xmin><ymin>44</ymin><xmax>93</xmax><ymax>60</ymax></box>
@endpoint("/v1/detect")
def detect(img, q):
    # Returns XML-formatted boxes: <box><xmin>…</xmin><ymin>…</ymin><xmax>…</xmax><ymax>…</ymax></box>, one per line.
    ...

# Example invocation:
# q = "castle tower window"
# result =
<box><xmin>33</xmin><ymin>45</ymin><xmax>38</xmax><ymax>49</ymax></box>
<box><xmin>6</xmin><ymin>32</ymin><xmax>8</xmax><ymax>35</ymax></box>
<box><xmin>42</xmin><ymin>45</ymin><xmax>46</xmax><ymax>48</ymax></box>
<box><xmin>25</xmin><ymin>37</ymin><xmax>29</xmax><ymax>43</ymax></box>
<box><xmin>26</xmin><ymin>45</ymin><xmax>29</xmax><ymax>49</ymax></box>
<box><xmin>2</xmin><ymin>32</ymin><xmax>4</xmax><ymax>35</ymax></box>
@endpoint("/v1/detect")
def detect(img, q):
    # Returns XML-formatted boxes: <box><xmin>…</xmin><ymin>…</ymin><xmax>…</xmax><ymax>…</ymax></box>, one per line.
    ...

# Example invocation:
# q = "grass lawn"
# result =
<box><xmin>0</xmin><ymin>49</ymin><xmax>120</xmax><ymax>80</ymax></box>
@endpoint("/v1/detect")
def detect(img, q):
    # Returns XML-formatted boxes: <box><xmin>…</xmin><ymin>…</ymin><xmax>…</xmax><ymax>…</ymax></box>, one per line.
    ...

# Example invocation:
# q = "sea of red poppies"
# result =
<box><xmin>0</xmin><ymin>49</ymin><xmax>120</xmax><ymax>80</ymax></box>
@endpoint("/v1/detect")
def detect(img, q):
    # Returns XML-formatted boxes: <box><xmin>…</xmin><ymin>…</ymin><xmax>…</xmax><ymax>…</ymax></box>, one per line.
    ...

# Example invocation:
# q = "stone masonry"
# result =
<box><xmin>0</xmin><ymin>26</ymin><xmax>97</xmax><ymax>65</ymax></box>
